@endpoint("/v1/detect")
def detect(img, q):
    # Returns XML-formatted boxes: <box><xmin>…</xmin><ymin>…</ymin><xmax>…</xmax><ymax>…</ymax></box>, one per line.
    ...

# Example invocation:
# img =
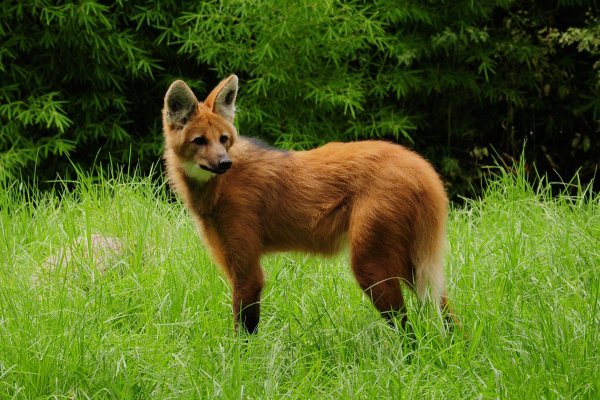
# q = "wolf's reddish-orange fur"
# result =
<box><xmin>162</xmin><ymin>75</ymin><xmax>454</xmax><ymax>333</ymax></box>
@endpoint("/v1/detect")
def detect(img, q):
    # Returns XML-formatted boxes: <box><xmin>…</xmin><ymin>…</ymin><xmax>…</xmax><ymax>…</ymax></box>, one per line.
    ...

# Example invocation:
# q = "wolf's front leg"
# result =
<box><xmin>231</xmin><ymin>264</ymin><xmax>264</xmax><ymax>334</ymax></box>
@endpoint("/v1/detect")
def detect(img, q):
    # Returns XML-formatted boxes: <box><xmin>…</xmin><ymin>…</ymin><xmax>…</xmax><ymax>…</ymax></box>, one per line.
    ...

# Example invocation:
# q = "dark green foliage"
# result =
<box><xmin>1</xmin><ymin>0</ymin><xmax>598</xmax><ymax>196</ymax></box>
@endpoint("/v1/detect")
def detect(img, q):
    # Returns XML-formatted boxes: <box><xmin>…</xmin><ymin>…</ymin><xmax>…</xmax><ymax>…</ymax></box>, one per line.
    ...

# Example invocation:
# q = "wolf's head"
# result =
<box><xmin>162</xmin><ymin>76</ymin><xmax>238</xmax><ymax>180</ymax></box>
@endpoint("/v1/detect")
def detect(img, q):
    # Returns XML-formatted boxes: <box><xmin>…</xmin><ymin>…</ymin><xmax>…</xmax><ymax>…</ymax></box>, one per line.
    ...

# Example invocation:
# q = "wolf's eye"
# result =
<box><xmin>220</xmin><ymin>135</ymin><xmax>229</xmax><ymax>144</ymax></box>
<box><xmin>192</xmin><ymin>137</ymin><xmax>207</xmax><ymax>146</ymax></box>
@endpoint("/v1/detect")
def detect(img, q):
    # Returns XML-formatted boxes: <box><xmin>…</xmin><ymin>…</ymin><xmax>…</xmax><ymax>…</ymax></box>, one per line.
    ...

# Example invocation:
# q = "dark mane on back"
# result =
<box><xmin>244</xmin><ymin>136</ymin><xmax>289</xmax><ymax>154</ymax></box>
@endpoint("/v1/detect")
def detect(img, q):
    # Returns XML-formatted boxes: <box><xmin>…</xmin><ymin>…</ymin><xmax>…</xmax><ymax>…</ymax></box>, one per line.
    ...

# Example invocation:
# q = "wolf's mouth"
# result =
<box><xmin>200</xmin><ymin>165</ymin><xmax>227</xmax><ymax>174</ymax></box>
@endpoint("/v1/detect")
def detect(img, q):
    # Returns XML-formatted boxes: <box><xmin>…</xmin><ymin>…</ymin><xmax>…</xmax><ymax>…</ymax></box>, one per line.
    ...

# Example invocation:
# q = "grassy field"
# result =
<box><xmin>0</xmin><ymin>167</ymin><xmax>598</xmax><ymax>399</ymax></box>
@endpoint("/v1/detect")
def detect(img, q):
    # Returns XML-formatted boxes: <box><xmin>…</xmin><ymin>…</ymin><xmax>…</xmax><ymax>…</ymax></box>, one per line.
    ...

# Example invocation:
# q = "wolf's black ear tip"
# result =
<box><xmin>171</xmin><ymin>80</ymin><xmax>189</xmax><ymax>90</ymax></box>
<box><xmin>165</xmin><ymin>81</ymin><xmax>196</xmax><ymax>104</ymax></box>
<box><xmin>166</xmin><ymin>80</ymin><xmax>186</xmax><ymax>94</ymax></box>
<box><xmin>227</xmin><ymin>75</ymin><xmax>239</xmax><ymax>87</ymax></box>
<box><xmin>165</xmin><ymin>80</ymin><xmax>193</xmax><ymax>98</ymax></box>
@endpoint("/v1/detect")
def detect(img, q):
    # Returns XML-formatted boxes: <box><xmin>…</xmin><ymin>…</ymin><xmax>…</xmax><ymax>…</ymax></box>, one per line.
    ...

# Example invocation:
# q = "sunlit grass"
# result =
<box><xmin>0</xmin><ymin>166</ymin><xmax>598</xmax><ymax>398</ymax></box>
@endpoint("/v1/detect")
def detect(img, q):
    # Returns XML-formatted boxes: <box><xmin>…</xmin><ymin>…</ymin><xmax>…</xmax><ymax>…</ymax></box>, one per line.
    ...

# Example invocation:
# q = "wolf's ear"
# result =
<box><xmin>204</xmin><ymin>75</ymin><xmax>238</xmax><ymax>124</ymax></box>
<box><xmin>163</xmin><ymin>80</ymin><xmax>199</xmax><ymax>129</ymax></box>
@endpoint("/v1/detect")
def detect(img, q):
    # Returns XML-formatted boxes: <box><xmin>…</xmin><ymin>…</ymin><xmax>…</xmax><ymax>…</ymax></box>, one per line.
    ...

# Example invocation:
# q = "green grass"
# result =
<box><xmin>0</xmin><ymin>166</ymin><xmax>598</xmax><ymax>399</ymax></box>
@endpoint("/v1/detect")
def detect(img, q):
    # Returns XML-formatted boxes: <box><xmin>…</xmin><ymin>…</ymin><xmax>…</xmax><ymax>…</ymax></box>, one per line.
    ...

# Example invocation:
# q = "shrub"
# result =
<box><xmin>1</xmin><ymin>0</ymin><xmax>598</xmax><ymax>196</ymax></box>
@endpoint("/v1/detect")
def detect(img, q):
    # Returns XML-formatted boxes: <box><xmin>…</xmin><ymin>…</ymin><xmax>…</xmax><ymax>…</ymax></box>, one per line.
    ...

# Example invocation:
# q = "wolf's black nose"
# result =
<box><xmin>218</xmin><ymin>160</ymin><xmax>232</xmax><ymax>171</ymax></box>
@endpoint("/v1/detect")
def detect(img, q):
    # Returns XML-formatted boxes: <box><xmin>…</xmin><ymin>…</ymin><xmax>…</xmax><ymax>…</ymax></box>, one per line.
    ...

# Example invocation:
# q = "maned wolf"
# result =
<box><xmin>162</xmin><ymin>75</ymin><xmax>454</xmax><ymax>334</ymax></box>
